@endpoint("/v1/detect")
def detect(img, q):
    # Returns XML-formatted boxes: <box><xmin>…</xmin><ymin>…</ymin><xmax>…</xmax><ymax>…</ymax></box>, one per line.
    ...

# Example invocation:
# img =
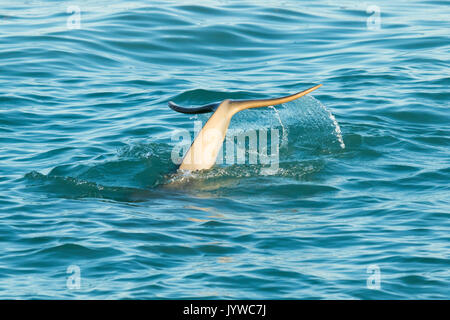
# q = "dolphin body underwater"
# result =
<box><xmin>168</xmin><ymin>84</ymin><xmax>322</xmax><ymax>171</ymax></box>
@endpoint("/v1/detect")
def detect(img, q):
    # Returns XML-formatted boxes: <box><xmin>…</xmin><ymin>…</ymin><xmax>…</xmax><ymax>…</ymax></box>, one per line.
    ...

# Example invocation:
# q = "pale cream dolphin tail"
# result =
<box><xmin>170</xmin><ymin>84</ymin><xmax>322</xmax><ymax>171</ymax></box>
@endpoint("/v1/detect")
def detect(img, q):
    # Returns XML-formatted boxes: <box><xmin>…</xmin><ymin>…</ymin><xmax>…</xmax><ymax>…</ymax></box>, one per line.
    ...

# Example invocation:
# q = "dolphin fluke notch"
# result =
<box><xmin>168</xmin><ymin>101</ymin><xmax>220</xmax><ymax>114</ymax></box>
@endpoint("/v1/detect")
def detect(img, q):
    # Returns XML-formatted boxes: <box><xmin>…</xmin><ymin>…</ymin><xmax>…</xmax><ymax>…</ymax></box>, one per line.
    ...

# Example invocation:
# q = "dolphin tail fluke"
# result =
<box><xmin>168</xmin><ymin>84</ymin><xmax>321</xmax><ymax>115</ymax></box>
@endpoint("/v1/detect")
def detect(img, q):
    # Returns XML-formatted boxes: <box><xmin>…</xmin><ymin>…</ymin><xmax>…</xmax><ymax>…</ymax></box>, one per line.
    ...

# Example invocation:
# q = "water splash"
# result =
<box><xmin>311</xmin><ymin>97</ymin><xmax>345</xmax><ymax>149</ymax></box>
<box><xmin>275</xmin><ymin>96</ymin><xmax>345</xmax><ymax>151</ymax></box>
<box><xmin>193</xmin><ymin>95</ymin><xmax>345</xmax><ymax>153</ymax></box>
<box><xmin>268</xmin><ymin>105</ymin><xmax>289</xmax><ymax>148</ymax></box>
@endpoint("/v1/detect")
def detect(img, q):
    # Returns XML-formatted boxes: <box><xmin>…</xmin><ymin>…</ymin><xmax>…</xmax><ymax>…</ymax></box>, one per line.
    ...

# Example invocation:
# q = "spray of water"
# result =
<box><xmin>310</xmin><ymin>96</ymin><xmax>345</xmax><ymax>149</ymax></box>
<box><xmin>268</xmin><ymin>105</ymin><xmax>289</xmax><ymax>148</ymax></box>
<box><xmin>271</xmin><ymin>96</ymin><xmax>345</xmax><ymax>151</ymax></box>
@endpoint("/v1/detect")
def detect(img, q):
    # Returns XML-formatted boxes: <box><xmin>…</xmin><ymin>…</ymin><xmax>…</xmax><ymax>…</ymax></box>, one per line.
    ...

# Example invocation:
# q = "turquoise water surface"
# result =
<box><xmin>0</xmin><ymin>0</ymin><xmax>449</xmax><ymax>299</ymax></box>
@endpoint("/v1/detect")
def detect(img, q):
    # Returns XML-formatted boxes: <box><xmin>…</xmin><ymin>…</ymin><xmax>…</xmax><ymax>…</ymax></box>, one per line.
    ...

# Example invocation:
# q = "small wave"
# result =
<box><xmin>25</xmin><ymin>170</ymin><xmax>152</xmax><ymax>202</ymax></box>
<box><xmin>24</xmin><ymin>142</ymin><xmax>177</xmax><ymax>201</ymax></box>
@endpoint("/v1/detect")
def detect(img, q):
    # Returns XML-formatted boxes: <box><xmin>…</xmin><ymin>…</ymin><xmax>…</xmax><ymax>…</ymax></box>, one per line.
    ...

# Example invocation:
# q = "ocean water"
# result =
<box><xmin>0</xmin><ymin>0</ymin><xmax>449</xmax><ymax>299</ymax></box>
